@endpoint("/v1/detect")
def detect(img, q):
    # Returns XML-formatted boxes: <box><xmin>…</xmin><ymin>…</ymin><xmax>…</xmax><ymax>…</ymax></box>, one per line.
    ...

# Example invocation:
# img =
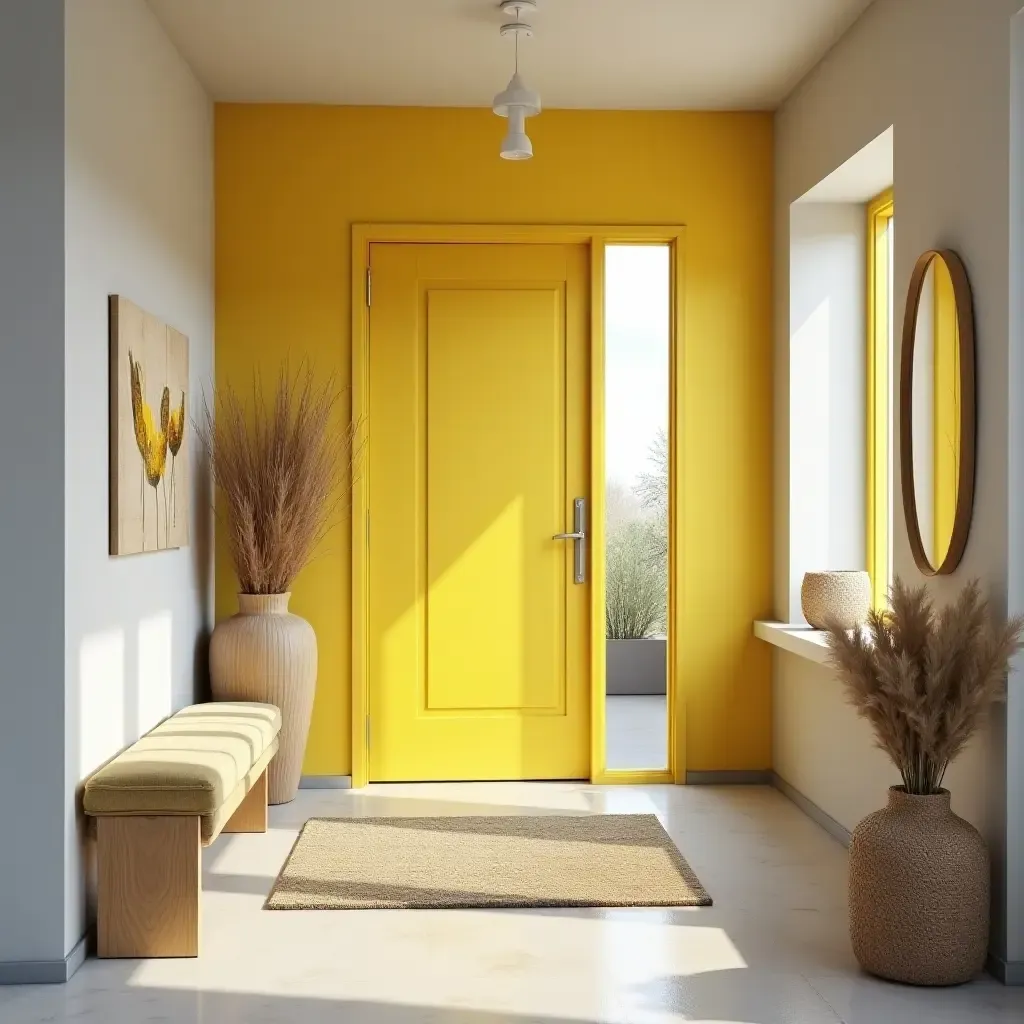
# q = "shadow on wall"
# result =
<box><xmin>74</xmin><ymin>414</ymin><xmax>214</xmax><ymax>783</ymax></box>
<box><xmin>76</xmin><ymin>612</ymin><xmax>176</xmax><ymax>782</ymax></box>
<box><xmin>73</xmin><ymin>609</ymin><xmax>174</xmax><ymax>939</ymax></box>
<box><xmin>191</xmin><ymin>429</ymin><xmax>213</xmax><ymax>625</ymax></box>
<box><xmin>192</xmin><ymin>439</ymin><xmax>213</xmax><ymax>700</ymax></box>
<box><xmin>67</xmin><ymin>470</ymin><xmax>212</xmax><ymax>945</ymax></box>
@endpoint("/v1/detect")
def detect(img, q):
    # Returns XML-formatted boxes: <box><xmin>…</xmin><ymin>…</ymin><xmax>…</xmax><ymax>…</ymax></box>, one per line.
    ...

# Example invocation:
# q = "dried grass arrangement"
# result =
<box><xmin>824</xmin><ymin>578</ymin><xmax>1023</xmax><ymax>795</ymax></box>
<box><xmin>198</xmin><ymin>366</ymin><xmax>358</xmax><ymax>595</ymax></box>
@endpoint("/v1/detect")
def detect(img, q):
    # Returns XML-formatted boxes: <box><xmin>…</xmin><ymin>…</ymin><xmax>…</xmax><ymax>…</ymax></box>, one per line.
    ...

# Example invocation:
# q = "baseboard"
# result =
<box><xmin>987</xmin><ymin>954</ymin><xmax>1024</xmax><ymax>986</ymax></box>
<box><xmin>685</xmin><ymin>770</ymin><xmax>772</xmax><ymax>785</ymax></box>
<box><xmin>299</xmin><ymin>775</ymin><xmax>352</xmax><ymax>790</ymax></box>
<box><xmin>0</xmin><ymin>933</ymin><xmax>88</xmax><ymax>985</ymax></box>
<box><xmin>771</xmin><ymin>772</ymin><xmax>852</xmax><ymax>848</ymax></box>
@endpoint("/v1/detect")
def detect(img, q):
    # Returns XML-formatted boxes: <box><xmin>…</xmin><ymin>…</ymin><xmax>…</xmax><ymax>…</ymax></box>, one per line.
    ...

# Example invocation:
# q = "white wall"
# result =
<box><xmin>775</xmin><ymin>650</ymin><xmax>995</xmax><ymax>835</ymax></box>
<box><xmin>773</xmin><ymin>0</ymin><xmax>1024</xmax><ymax>970</ymax></box>
<box><xmin>0</xmin><ymin>0</ymin><xmax>68</xmax><ymax>968</ymax></box>
<box><xmin>788</xmin><ymin>202</ymin><xmax>866</xmax><ymax>620</ymax></box>
<box><xmin>63</xmin><ymin>0</ymin><xmax>213</xmax><ymax>955</ymax></box>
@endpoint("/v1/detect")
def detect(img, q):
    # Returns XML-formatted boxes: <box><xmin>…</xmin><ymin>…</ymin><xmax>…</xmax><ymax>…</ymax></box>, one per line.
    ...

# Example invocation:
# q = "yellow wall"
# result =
<box><xmin>215</xmin><ymin>105</ymin><xmax>774</xmax><ymax>775</ymax></box>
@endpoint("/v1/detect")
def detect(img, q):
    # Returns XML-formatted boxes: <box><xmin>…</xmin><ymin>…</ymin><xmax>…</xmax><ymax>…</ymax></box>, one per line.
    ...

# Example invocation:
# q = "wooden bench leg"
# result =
<box><xmin>223</xmin><ymin>768</ymin><xmax>268</xmax><ymax>834</ymax></box>
<box><xmin>97</xmin><ymin>815</ymin><xmax>200</xmax><ymax>958</ymax></box>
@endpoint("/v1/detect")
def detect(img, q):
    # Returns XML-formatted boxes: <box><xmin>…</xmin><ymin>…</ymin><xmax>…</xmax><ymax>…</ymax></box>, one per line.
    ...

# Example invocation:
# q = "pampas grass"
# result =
<box><xmin>197</xmin><ymin>366</ymin><xmax>357</xmax><ymax>595</ymax></box>
<box><xmin>824</xmin><ymin>577</ymin><xmax>1023</xmax><ymax>795</ymax></box>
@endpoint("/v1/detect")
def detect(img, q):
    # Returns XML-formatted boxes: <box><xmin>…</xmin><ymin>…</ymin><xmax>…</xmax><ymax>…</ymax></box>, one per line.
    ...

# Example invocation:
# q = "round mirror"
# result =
<box><xmin>900</xmin><ymin>250</ymin><xmax>976</xmax><ymax>575</ymax></box>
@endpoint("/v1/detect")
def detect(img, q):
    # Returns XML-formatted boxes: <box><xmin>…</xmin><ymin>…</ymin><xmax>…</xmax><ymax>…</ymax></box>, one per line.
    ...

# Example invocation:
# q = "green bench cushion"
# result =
<box><xmin>84</xmin><ymin>702</ymin><xmax>281</xmax><ymax>829</ymax></box>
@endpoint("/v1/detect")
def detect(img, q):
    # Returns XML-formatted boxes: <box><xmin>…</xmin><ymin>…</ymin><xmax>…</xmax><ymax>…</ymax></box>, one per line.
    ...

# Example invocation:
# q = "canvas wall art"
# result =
<box><xmin>109</xmin><ymin>295</ymin><xmax>190</xmax><ymax>555</ymax></box>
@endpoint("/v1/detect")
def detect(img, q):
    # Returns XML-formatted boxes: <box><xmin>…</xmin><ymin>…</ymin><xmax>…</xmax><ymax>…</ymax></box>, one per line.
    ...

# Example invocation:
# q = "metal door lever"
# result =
<box><xmin>552</xmin><ymin>498</ymin><xmax>587</xmax><ymax>584</ymax></box>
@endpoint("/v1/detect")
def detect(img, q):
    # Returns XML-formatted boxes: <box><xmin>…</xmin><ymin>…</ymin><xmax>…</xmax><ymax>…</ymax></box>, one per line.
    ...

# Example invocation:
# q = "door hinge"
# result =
<box><xmin>366</xmin><ymin>266</ymin><xmax>372</xmax><ymax>307</ymax></box>
<box><xmin>365</xmin><ymin>716</ymin><xmax>371</xmax><ymax>751</ymax></box>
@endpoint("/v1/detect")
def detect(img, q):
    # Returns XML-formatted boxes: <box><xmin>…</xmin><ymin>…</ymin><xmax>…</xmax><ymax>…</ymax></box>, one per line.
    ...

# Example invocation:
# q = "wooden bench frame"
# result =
<box><xmin>96</xmin><ymin>768</ymin><xmax>269</xmax><ymax>958</ymax></box>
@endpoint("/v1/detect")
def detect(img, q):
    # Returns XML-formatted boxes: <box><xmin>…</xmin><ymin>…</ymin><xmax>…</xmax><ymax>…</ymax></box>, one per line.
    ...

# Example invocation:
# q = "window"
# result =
<box><xmin>866</xmin><ymin>189</ymin><xmax>894</xmax><ymax>609</ymax></box>
<box><xmin>603</xmin><ymin>244</ymin><xmax>670</xmax><ymax>772</ymax></box>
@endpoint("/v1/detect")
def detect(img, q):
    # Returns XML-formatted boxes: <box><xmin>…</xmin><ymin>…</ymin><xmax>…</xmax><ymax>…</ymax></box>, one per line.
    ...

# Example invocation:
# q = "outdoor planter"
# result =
<box><xmin>606</xmin><ymin>638</ymin><xmax>666</xmax><ymax>695</ymax></box>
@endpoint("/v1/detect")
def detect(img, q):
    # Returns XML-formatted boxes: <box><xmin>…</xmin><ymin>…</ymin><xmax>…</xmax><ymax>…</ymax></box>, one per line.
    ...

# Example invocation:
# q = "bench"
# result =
<box><xmin>84</xmin><ymin>701</ymin><xmax>281</xmax><ymax>958</ymax></box>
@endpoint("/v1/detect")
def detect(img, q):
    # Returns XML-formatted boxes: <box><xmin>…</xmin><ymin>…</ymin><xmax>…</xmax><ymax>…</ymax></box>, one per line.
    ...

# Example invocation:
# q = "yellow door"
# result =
<box><xmin>368</xmin><ymin>242</ymin><xmax>590</xmax><ymax>781</ymax></box>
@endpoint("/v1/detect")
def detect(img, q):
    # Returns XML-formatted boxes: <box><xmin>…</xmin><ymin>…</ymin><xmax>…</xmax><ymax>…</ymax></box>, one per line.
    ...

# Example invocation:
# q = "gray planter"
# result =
<box><xmin>606</xmin><ymin>638</ymin><xmax>667</xmax><ymax>695</ymax></box>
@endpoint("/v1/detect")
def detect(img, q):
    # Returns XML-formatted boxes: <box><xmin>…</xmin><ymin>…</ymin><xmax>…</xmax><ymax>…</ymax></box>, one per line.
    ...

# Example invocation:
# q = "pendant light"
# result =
<box><xmin>493</xmin><ymin>1</ymin><xmax>540</xmax><ymax>161</ymax></box>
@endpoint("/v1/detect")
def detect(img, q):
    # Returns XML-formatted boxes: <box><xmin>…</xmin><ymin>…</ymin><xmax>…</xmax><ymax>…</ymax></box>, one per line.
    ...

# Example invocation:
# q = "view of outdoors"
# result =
<box><xmin>604</xmin><ymin>245</ymin><xmax>669</xmax><ymax>771</ymax></box>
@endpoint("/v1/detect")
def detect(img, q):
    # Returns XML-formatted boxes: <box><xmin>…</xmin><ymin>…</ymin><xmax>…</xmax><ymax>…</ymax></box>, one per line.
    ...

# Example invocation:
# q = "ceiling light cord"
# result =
<box><xmin>514</xmin><ymin>6</ymin><xmax>520</xmax><ymax>73</ymax></box>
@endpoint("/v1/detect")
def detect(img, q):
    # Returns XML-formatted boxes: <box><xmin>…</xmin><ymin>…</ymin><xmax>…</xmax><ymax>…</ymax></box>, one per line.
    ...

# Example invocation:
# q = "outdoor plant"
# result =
<box><xmin>197</xmin><ymin>365</ymin><xmax>358</xmax><ymax>595</ymax></box>
<box><xmin>824</xmin><ymin>577</ymin><xmax>1023</xmax><ymax>795</ymax></box>
<box><xmin>605</xmin><ymin>519</ymin><xmax>666</xmax><ymax>639</ymax></box>
<box><xmin>634</xmin><ymin>427</ymin><xmax>668</xmax><ymax>562</ymax></box>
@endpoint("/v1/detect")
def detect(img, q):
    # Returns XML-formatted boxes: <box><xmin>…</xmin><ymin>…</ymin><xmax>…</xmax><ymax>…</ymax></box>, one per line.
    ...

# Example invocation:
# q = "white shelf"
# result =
<box><xmin>753</xmin><ymin>621</ymin><xmax>832</xmax><ymax>666</ymax></box>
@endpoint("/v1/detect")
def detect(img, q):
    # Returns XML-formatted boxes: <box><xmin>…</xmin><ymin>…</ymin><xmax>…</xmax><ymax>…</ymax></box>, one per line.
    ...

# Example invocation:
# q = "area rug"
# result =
<box><xmin>264</xmin><ymin>813</ymin><xmax>711</xmax><ymax>910</ymax></box>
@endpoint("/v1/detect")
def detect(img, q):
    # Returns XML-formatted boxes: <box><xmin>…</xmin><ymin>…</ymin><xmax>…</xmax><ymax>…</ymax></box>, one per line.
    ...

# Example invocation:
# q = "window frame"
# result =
<box><xmin>866</xmin><ymin>188</ymin><xmax>894</xmax><ymax>611</ymax></box>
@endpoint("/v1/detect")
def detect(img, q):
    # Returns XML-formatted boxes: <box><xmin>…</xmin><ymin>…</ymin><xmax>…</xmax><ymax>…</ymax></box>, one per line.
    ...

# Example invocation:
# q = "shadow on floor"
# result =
<box><xmin>1</xmin><ymin>981</ymin><xmax>607</xmax><ymax>1024</ymax></box>
<box><xmin>4</xmin><ymin>966</ymin><xmax>1018</xmax><ymax>1024</ymax></box>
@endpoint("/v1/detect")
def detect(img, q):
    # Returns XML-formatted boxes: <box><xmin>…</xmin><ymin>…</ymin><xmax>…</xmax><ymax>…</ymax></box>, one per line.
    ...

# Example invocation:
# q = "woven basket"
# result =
<box><xmin>800</xmin><ymin>570</ymin><xmax>870</xmax><ymax>630</ymax></box>
<box><xmin>849</xmin><ymin>788</ymin><xmax>989</xmax><ymax>985</ymax></box>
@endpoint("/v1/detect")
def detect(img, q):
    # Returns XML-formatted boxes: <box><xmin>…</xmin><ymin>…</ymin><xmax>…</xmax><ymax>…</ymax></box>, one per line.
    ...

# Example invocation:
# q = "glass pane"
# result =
<box><xmin>604</xmin><ymin>245</ymin><xmax>670</xmax><ymax>772</ymax></box>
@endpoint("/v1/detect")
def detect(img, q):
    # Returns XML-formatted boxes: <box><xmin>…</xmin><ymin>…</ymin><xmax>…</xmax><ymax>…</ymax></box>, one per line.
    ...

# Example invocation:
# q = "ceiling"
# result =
<box><xmin>147</xmin><ymin>0</ymin><xmax>875</xmax><ymax>110</ymax></box>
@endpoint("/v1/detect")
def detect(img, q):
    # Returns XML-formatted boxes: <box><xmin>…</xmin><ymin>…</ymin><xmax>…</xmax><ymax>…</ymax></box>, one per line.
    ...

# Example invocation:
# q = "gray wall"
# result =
<box><xmin>63</xmin><ymin>0</ymin><xmax>214</xmax><ymax>955</ymax></box>
<box><xmin>0</xmin><ymin>0</ymin><xmax>213</xmax><ymax>973</ymax></box>
<box><xmin>0</xmin><ymin>0</ymin><xmax>68</xmax><ymax>964</ymax></box>
<box><xmin>774</xmin><ymin>0</ymin><xmax>1024</xmax><ymax>971</ymax></box>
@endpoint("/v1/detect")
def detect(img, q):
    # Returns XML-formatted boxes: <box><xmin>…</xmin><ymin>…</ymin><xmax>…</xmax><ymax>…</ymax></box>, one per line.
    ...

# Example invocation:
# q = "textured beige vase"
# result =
<box><xmin>801</xmin><ymin>570</ymin><xmax>871</xmax><ymax>629</ymax></box>
<box><xmin>849</xmin><ymin>787</ymin><xmax>989</xmax><ymax>986</ymax></box>
<box><xmin>209</xmin><ymin>593</ymin><xmax>317</xmax><ymax>805</ymax></box>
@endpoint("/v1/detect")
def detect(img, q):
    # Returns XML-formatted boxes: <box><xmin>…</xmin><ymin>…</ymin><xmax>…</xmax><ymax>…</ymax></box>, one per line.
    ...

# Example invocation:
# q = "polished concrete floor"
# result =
<box><xmin>3</xmin><ymin>783</ymin><xmax>1023</xmax><ymax>1023</ymax></box>
<box><xmin>606</xmin><ymin>694</ymin><xmax>667</xmax><ymax>770</ymax></box>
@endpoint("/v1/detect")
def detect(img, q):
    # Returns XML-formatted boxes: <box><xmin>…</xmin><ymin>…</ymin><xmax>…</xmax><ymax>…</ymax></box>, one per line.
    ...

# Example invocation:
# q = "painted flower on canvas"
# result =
<box><xmin>110</xmin><ymin>295</ymin><xmax>190</xmax><ymax>556</ymax></box>
<box><xmin>128</xmin><ymin>350</ymin><xmax>183</xmax><ymax>549</ymax></box>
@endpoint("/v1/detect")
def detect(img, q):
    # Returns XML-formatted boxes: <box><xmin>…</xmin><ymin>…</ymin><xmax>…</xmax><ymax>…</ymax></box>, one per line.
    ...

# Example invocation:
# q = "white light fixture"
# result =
<box><xmin>493</xmin><ymin>0</ymin><xmax>540</xmax><ymax>161</ymax></box>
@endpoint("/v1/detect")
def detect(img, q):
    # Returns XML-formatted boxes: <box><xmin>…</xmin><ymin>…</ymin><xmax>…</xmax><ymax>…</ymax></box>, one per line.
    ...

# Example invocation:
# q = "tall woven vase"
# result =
<box><xmin>848</xmin><ymin>787</ymin><xmax>989</xmax><ymax>985</ymax></box>
<box><xmin>209</xmin><ymin>593</ymin><xmax>317</xmax><ymax>804</ymax></box>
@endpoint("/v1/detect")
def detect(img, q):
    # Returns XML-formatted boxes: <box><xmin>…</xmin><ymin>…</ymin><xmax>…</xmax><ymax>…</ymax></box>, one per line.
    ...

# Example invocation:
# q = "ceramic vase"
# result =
<box><xmin>848</xmin><ymin>787</ymin><xmax>989</xmax><ymax>985</ymax></box>
<box><xmin>209</xmin><ymin>592</ymin><xmax>317</xmax><ymax>804</ymax></box>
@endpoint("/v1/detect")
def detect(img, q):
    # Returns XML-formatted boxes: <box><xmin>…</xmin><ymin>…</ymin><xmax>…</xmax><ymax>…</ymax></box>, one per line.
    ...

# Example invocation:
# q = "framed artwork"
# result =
<box><xmin>109</xmin><ymin>295</ymin><xmax>189</xmax><ymax>555</ymax></box>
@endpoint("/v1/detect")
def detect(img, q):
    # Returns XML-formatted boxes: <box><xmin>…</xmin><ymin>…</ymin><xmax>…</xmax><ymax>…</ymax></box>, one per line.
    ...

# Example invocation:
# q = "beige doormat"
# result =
<box><xmin>265</xmin><ymin>813</ymin><xmax>711</xmax><ymax>910</ymax></box>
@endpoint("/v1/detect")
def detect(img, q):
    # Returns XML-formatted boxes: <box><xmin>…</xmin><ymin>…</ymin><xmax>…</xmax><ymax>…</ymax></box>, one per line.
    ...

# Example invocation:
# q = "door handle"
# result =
<box><xmin>553</xmin><ymin>497</ymin><xmax>587</xmax><ymax>584</ymax></box>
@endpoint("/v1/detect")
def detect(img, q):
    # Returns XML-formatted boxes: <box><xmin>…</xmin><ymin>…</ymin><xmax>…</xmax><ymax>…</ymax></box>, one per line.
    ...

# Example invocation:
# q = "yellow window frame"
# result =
<box><xmin>866</xmin><ymin>188</ymin><xmax>893</xmax><ymax>610</ymax></box>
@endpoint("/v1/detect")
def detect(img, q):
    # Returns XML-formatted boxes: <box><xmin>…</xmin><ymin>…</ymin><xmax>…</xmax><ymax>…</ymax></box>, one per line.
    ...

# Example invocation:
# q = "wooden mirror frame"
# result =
<box><xmin>899</xmin><ymin>249</ymin><xmax>976</xmax><ymax>576</ymax></box>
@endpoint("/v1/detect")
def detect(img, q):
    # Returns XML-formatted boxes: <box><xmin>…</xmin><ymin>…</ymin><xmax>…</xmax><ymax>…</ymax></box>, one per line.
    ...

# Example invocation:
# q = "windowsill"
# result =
<box><xmin>753</xmin><ymin>621</ymin><xmax>832</xmax><ymax>666</ymax></box>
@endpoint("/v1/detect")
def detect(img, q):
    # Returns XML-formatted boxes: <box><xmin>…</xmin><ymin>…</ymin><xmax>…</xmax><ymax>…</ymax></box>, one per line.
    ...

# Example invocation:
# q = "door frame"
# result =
<box><xmin>350</xmin><ymin>223</ymin><xmax>686</xmax><ymax>788</ymax></box>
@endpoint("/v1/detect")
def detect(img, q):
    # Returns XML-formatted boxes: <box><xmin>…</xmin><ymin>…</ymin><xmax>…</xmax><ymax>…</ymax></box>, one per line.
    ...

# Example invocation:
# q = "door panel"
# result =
<box><xmin>368</xmin><ymin>243</ymin><xmax>589</xmax><ymax>781</ymax></box>
<box><xmin>426</xmin><ymin>288</ymin><xmax>567</xmax><ymax>713</ymax></box>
